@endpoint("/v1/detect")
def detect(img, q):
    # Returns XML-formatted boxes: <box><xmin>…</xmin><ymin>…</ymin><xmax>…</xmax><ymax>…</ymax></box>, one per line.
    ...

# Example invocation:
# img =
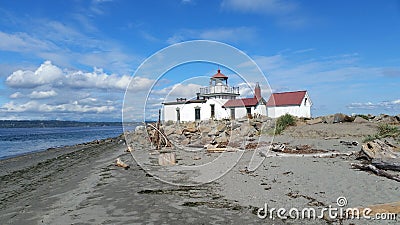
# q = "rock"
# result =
<box><xmin>208</xmin><ymin>128</ymin><xmax>219</xmax><ymax>136</ymax></box>
<box><xmin>135</xmin><ymin>125</ymin><xmax>145</xmax><ymax>132</ymax></box>
<box><xmin>158</xmin><ymin>152</ymin><xmax>176</xmax><ymax>166</ymax></box>
<box><xmin>215</xmin><ymin>132</ymin><xmax>229</xmax><ymax>144</ymax></box>
<box><xmin>115</xmin><ymin>158</ymin><xmax>130</xmax><ymax>169</ymax></box>
<box><xmin>240</xmin><ymin>124</ymin><xmax>257</xmax><ymax>136</ymax></box>
<box><xmin>182</xmin><ymin>127</ymin><xmax>197</xmax><ymax>133</ymax></box>
<box><xmin>181</xmin><ymin>138</ymin><xmax>190</xmax><ymax>146</ymax></box>
<box><xmin>353</xmin><ymin>116</ymin><xmax>369</xmax><ymax>123</ymax></box>
<box><xmin>333</xmin><ymin>113</ymin><xmax>354</xmax><ymax>123</ymax></box>
<box><xmin>306</xmin><ymin>117</ymin><xmax>323</xmax><ymax>125</ymax></box>
<box><xmin>361</xmin><ymin>140</ymin><xmax>400</xmax><ymax>159</ymax></box>
<box><xmin>217</xmin><ymin>123</ymin><xmax>227</xmax><ymax>132</ymax></box>
<box><xmin>199</xmin><ymin>125</ymin><xmax>212</xmax><ymax>134</ymax></box>
<box><xmin>164</xmin><ymin>127</ymin><xmax>176</xmax><ymax>136</ymax></box>
<box><xmin>322</xmin><ymin>115</ymin><xmax>335</xmax><ymax>124</ymax></box>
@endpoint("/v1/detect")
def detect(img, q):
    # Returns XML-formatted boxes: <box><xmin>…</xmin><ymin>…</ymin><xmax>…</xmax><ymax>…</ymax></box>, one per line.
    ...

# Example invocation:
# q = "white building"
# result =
<box><xmin>162</xmin><ymin>70</ymin><xmax>312</xmax><ymax>121</ymax></box>
<box><xmin>162</xmin><ymin>70</ymin><xmax>267</xmax><ymax>122</ymax></box>
<box><xmin>266</xmin><ymin>91</ymin><xmax>312</xmax><ymax>118</ymax></box>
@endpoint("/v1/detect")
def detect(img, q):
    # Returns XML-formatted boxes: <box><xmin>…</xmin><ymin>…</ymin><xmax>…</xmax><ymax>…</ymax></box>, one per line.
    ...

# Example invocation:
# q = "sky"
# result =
<box><xmin>0</xmin><ymin>0</ymin><xmax>399</xmax><ymax>121</ymax></box>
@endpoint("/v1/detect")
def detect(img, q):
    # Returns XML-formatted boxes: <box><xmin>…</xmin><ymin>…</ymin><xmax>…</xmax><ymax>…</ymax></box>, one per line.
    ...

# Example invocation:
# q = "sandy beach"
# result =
<box><xmin>1</xmin><ymin>120</ymin><xmax>399</xmax><ymax>224</ymax></box>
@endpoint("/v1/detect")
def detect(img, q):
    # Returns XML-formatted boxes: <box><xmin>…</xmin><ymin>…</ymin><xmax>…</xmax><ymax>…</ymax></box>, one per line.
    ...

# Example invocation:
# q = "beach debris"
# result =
<box><xmin>158</xmin><ymin>152</ymin><xmax>176</xmax><ymax>166</ymax></box>
<box><xmin>115</xmin><ymin>158</ymin><xmax>130</xmax><ymax>169</ymax></box>
<box><xmin>351</xmin><ymin>163</ymin><xmax>400</xmax><ymax>182</ymax></box>
<box><xmin>126</xmin><ymin>145</ymin><xmax>134</xmax><ymax>152</ymax></box>
<box><xmin>206</xmin><ymin>147</ymin><xmax>226</xmax><ymax>153</ymax></box>
<box><xmin>360</xmin><ymin>139</ymin><xmax>400</xmax><ymax>159</ymax></box>
<box><xmin>270</xmin><ymin>143</ymin><xmax>285</xmax><ymax>152</ymax></box>
<box><xmin>193</xmin><ymin>156</ymin><xmax>201</xmax><ymax>160</ymax></box>
<box><xmin>357</xmin><ymin>201</ymin><xmax>400</xmax><ymax>216</ymax></box>
<box><xmin>371</xmin><ymin>158</ymin><xmax>400</xmax><ymax>171</ymax></box>
<box><xmin>340</xmin><ymin>140</ymin><xmax>359</xmax><ymax>147</ymax></box>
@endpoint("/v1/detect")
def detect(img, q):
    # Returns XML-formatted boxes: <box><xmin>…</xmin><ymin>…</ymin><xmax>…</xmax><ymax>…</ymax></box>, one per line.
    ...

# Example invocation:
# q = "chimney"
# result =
<box><xmin>254</xmin><ymin>82</ymin><xmax>261</xmax><ymax>101</ymax></box>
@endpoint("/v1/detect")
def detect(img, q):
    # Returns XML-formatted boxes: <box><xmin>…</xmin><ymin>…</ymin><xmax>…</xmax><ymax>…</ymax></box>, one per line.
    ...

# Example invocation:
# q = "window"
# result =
<box><xmin>304</xmin><ymin>98</ymin><xmax>307</xmax><ymax>106</ymax></box>
<box><xmin>210</xmin><ymin>104</ymin><xmax>215</xmax><ymax>118</ymax></box>
<box><xmin>176</xmin><ymin>108</ymin><xmax>180</xmax><ymax>122</ymax></box>
<box><xmin>246</xmin><ymin>107</ymin><xmax>252</xmax><ymax>119</ymax></box>
<box><xmin>195</xmin><ymin>107</ymin><xmax>201</xmax><ymax>121</ymax></box>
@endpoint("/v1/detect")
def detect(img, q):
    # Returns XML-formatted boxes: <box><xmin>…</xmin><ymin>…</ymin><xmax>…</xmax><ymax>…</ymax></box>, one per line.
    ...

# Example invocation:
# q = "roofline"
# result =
<box><xmin>271</xmin><ymin>90</ymin><xmax>307</xmax><ymax>95</ymax></box>
<box><xmin>162</xmin><ymin>99</ymin><xmax>207</xmax><ymax>105</ymax></box>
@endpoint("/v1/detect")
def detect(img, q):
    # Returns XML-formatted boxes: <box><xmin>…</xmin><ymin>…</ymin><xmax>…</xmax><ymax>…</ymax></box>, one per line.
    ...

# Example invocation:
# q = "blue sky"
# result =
<box><xmin>0</xmin><ymin>0</ymin><xmax>399</xmax><ymax>121</ymax></box>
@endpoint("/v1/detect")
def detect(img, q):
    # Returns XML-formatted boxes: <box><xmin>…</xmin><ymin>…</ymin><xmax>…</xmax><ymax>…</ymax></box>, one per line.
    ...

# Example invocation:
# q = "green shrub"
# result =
<box><xmin>363</xmin><ymin>123</ymin><xmax>400</xmax><ymax>142</ymax></box>
<box><xmin>274</xmin><ymin>114</ymin><xmax>296</xmax><ymax>135</ymax></box>
<box><xmin>377</xmin><ymin>123</ymin><xmax>400</xmax><ymax>138</ymax></box>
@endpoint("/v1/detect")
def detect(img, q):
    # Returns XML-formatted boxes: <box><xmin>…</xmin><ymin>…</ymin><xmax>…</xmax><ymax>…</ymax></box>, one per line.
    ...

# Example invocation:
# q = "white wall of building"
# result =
<box><xmin>267</xmin><ymin>95</ymin><xmax>311</xmax><ymax>118</ymax></box>
<box><xmin>228</xmin><ymin>103</ymin><xmax>267</xmax><ymax>119</ymax></box>
<box><xmin>163</xmin><ymin>99</ymin><xmax>230</xmax><ymax>122</ymax></box>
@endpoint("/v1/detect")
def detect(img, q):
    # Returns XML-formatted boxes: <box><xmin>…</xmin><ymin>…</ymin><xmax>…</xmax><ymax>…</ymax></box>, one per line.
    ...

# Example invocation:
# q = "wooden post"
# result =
<box><xmin>156</xmin><ymin>109</ymin><xmax>161</xmax><ymax>150</ymax></box>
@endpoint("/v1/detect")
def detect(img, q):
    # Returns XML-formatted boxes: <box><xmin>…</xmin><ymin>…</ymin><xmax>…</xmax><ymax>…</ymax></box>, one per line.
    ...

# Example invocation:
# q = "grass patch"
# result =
<box><xmin>274</xmin><ymin>114</ymin><xmax>296</xmax><ymax>135</ymax></box>
<box><xmin>377</xmin><ymin>123</ymin><xmax>400</xmax><ymax>138</ymax></box>
<box><xmin>363</xmin><ymin>123</ymin><xmax>400</xmax><ymax>142</ymax></box>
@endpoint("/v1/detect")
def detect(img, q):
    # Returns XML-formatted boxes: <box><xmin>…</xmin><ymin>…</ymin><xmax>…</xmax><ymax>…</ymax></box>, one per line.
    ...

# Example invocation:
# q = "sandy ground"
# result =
<box><xmin>1</xmin><ymin>122</ymin><xmax>399</xmax><ymax>224</ymax></box>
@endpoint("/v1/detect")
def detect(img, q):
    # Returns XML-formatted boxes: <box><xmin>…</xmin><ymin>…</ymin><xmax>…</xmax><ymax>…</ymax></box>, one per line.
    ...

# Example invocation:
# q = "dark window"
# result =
<box><xmin>176</xmin><ymin>108</ymin><xmax>180</xmax><ymax>122</ymax></box>
<box><xmin>210</xmin><ymin>104</ymin><xmax>215</xmax><ymax>118</ymax></box>
<box><xmin>246</xmin><ymin>107</ymin><xmax>251</xmax><ymax>114</ymax></box>
<box><xmin>195</xmin><ymin>108</ymin><xmax>201</xmax><ymax>121</ymax></box>
<box><xmin>246</xmin><ymin>107</ymin><xmax>252</xmax><ymax>119</ymax></box>
<box><xmin>304</xmin><ymin>98</ymin><xmax>307</xmax><ymax>106</ymax></box>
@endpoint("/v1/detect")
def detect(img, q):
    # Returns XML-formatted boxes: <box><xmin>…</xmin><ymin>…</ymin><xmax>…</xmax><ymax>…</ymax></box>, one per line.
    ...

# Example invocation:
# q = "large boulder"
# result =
<box><xmin>353</xmin><ymin>116</ymin><xmax>369</xmax><ymax>123</ymax></box>
<box><xmin>306</xmin><ymin>117</ymin><xmax>323</xmax><ymax>125</ymax></box>
<box><xmin>333</xmin><ymin>113</ymin><xmax>354</xmax><ymax>123</ymax></box>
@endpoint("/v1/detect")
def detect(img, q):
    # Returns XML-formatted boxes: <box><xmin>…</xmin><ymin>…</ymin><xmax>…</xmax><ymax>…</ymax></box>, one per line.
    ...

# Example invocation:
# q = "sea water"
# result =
<box><xmin>0</xmin><ymin>126</ymin><xmax>124</xmax><ymax>159</ymax></box>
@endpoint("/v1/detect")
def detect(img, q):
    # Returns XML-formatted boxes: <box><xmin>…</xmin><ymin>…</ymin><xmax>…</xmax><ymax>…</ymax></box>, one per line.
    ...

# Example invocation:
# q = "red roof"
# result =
<box><xmin>212</xmin><ymin>69</ymin><xmax>228</xmax><ymax>79</ymax></box>
<box><xmin>223</xmin><ymin>97</ymin><xmax>259</xmax><ymax>108</ymax></box>
<box><xmin>266</xmin><ymin>91</ymin><xmax>307</xmax><ymax>107</ymax></box>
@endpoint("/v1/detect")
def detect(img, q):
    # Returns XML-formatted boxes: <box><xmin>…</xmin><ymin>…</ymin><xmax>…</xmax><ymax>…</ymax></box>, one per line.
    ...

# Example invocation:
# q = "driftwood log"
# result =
<box><xmin>351</xmin><ymin>163</ymin><xmax>400</xmax><ymax>182</ymax></box>
<box><xmin>360</xmin><ymin>139</ymin><xmax>400</xmax><ymax>159</ymax></box>
<box><xmin>372</xmin><ymin>159</ymin><xmax>400</xmax><ymax>171</ymax></box>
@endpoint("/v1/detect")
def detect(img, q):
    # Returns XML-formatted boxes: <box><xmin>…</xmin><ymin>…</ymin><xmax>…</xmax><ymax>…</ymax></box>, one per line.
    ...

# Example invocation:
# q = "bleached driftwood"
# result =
<box><xmin>351</xmin><ymin>163</ymin><xmax>400</xmax><ymax>182</ymax></box>
<box><xmin>115</xmin><ymin>158</ymin><xmax>130</xmax><ymax>169</ymax></box>
<box><xmin>361</xmin><ymin>140</ymin><xmax>400</xmax><ymax>159</ymax></box>
<box><xmin>260</xmin><ymin>150</ymin><xmax>355</xmax><ymax>158</ymax></box>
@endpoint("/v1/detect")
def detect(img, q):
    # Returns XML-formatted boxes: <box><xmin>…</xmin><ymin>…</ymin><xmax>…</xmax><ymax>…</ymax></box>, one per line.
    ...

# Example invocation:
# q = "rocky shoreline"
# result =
<box><xmin>1</xmin><ymin>113</ymin><xmax>399</xmax><ymax>224</ymax></box>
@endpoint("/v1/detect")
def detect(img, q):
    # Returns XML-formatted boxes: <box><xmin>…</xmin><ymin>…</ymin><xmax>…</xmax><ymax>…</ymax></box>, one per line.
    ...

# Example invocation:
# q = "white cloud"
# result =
<box><xmin>221</xmin><ymin>0</ymin><xmax>298</xmax><ymax>15</ymax></box>
<box><xmin>5</xmin><ymin>61</ymin><xmax>139</xmax><ymax>91</ymax></box>
<box><xmin>347</xmin><ymin>99</ymin><xmax>400</xmax><ymax>110</ymax></box>
<box><xmin>167</xmin><ymin>27</ymin><xmax>257</xmax><ymax>44</ymax></box>
<box><xmin>0</xmin><ymin>31</ymin><xmax>55</xmax><ymax>53</ymax></box>
<box><xmin>6</xmin><ymin>61</ymin><xmax>63</xmax><ymax>88</ymax></box>
<box><xmin>154</xmin><ymin>83</ymin><xmax>203</xmax><ymax>100</ymax></box>
<box><xmin>9</xmin><ymin>92</ymin><xmax>24</xmax><ymax>99</ymax></box>
<box><xmin>29</xmin><ymin>90</ymin><xmax>58</xmax><ymax>99</ymax></box>
<box><xmin>0</xmin><ymin>100</ymin><xmax>115</xmax><ymax>113</ymax></box>
<box><xmin>221</xmin><ymin>0</ymin><xmax>307</xmax><ymax>29</ymax></box>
